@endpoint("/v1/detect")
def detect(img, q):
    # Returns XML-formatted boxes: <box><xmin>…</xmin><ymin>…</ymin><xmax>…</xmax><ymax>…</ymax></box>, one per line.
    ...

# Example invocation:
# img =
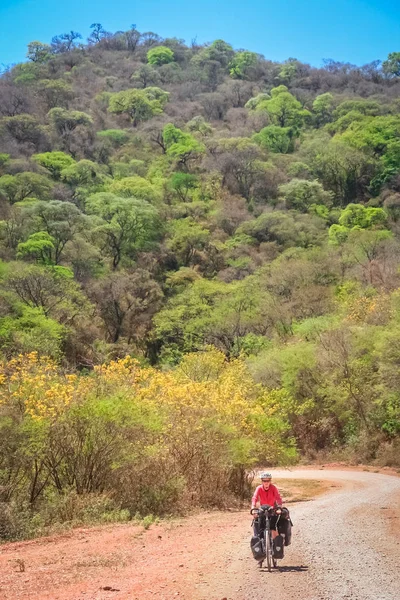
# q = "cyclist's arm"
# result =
<box><xmin>274</xmin><ymin>485</ymin><xmax>283</xmax><ymax>505</ymax></box>
<box><xmin>251</xmin><ymin>486</ymin><xmax>260</xmax><ymax>509</ymax></box>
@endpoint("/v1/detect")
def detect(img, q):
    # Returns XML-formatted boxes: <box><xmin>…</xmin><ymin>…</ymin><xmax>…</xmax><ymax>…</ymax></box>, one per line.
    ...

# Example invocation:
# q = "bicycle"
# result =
<box><xmin>251</xmin><ymin>505</ymin><xmax>283</xmax><ymax>571</ymax></box>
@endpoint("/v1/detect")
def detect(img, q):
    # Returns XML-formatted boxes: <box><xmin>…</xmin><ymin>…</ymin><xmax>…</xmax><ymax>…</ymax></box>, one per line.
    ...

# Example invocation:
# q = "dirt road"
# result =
<box><xmin>0</xmin><ymin>469</ymin><xmax>399</xmax><ymax>600</ymax></box>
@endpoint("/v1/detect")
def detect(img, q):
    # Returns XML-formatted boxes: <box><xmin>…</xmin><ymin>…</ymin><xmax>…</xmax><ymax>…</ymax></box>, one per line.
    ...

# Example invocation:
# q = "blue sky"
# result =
<box><xmin>0</xmin><ymin>0</ymin><xmax>399</xmax><ymax>68</ymax></box>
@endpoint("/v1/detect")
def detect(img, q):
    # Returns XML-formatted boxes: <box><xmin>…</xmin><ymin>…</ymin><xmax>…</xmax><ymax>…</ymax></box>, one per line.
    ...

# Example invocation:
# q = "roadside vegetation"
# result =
<box><xmin>1</xmin><ymin>26</ymin><xmax>400</xmax><ymax>539</ymax></box>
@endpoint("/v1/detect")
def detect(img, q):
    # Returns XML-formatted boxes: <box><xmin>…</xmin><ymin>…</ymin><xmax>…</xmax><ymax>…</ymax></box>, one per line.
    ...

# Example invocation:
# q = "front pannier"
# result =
<box><xmin>250</xmin><ymin>535</ymin><xmax>266</xmax><ymax>561</ymax></box>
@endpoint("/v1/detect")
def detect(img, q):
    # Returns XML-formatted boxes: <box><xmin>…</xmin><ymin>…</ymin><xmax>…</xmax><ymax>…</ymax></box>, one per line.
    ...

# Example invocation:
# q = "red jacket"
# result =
<box><xmin>252</xmin><ymin>483</ymin><xmax>282</xmax><ymax>507</ymax></box>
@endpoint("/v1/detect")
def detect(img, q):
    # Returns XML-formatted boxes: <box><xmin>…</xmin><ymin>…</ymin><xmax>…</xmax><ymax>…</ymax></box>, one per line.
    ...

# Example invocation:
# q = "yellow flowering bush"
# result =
<box><xmin>0</xmin><ymin>348</ymin><xmax>296</xmax><ymax>536</ymax></box>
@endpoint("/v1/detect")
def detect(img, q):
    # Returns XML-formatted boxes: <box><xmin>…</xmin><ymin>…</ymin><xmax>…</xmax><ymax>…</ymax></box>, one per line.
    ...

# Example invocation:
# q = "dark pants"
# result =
<box><xmin>253</xmin><ymin>515</ymin><xmax>278</xmax><ymax>537</ymax></box>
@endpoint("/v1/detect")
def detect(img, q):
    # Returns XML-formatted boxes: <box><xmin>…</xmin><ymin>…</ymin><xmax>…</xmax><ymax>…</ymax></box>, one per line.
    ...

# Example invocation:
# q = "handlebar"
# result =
<box><xmin>250</xmin><ymin>505</ymin><xmax>287</xmax><ymax>516</ymax></box>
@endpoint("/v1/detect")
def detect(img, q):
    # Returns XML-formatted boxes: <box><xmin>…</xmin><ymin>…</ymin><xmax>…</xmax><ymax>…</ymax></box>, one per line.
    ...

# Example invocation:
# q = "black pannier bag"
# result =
<box><xmin>250</xmin><ymin>535</ymin><xmax>266</xmax><ymax>561</ymax></box>
<box><xmin>277</xmin><ymin>509</ymin><xmax>293</xmax><ymax>546</ymax></box>
<box><xmin>273</xmin><ymin>534</ymin><xmax>285</xmax><ymax>558</ymax></box>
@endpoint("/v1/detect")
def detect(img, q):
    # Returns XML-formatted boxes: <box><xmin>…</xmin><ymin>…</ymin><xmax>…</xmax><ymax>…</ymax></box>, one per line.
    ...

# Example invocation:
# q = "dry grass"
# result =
<box><xmin>273</xmin><ymin>478</ymin><xmax>339</xmax><ymax>503</ymax></box>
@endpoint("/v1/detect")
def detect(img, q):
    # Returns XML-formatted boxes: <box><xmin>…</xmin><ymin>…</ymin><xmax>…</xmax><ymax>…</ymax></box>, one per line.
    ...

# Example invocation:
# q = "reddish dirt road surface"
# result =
<box><xmin>1</xmin><ymin>469</ymin><xmax>399</xmax><ymax>600</ymax></box>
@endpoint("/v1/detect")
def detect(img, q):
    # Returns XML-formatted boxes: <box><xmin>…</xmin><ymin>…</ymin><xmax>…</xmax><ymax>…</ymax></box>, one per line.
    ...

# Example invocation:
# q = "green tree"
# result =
<box><xmin>239</xmin><ymin>211</ymin><xmax>326</xmax><ymax>248</ymax></box>
<box><xmin>338</xmin><ymin>203</ymin><xmax>388</xmax><ymax>229</ymax></box>
<box><xmin>108</xmin><ymin>176</ymin><xmax>161</xmax><ymax>202</ymax></box>
<box><xmin>229</xmin><ymin>51</ymin><xmax>258</xmax><ymax>79</ymax></box>
<box><xmin>17</xmin><ymin>231</ymin><xmax>55</xmax><ymax>264</ymax></box>
<box><xmin>312</xmin><ymin>93</ymin><xmax>334</xmax><ymax>126</ymax></box>
<box><xmin>48</xmin><ymin>107</ymin><xmax>93</xmax><ymax>136</ymax></box>
<box><xmin>277</xmin><ymin>59</ymin><xmax>299</xmax><ymax>85</ymax></box>
<box><xmin>339</xmin><ymin>115</ymin><xmax>400</xmax><ymax>156</ymax></box>
<box><xmin>26</xmin><ymin>41</ymin><xmax>52</xmax><ymax>63</ymax></box>
<box><xmin>253</xmin><ymin>125</ymin><xmax>292</xmax><ymax>153</ymax></box>
<box><xmin>86</xmin><ymin>193</ymin><xmax>160</xmax><ymax>269</ymax></box>
<box><xmin>193</xmin><ymin>40</ymin><xmax>235</xmax><ymax>68</ymax></box>
<box><xmin>0</xmin><ymin>305</ymin><xmax>65</xmax><ymax>358</ymax></box>
<box><xmin>39</xmin><ymin>79</ymin><xmax>74</xmax><ymax>110</ymax></box>
<box><xmin>382</xmin><ymin>52</ymin><xmax>400</xmax><ymax>78</ymax></box>
<box><xmin>167</xmin><ymin>217</ymin><xmax>210</xmax><ymax>266</ymax></box>
<box><xmin>33</xmin><ymin>151</ymin><xmax>76</xmax><ymax>179</ymax></box>
<box><xmin>163</xmin><ymin>124</ymin><xmax>205</xmax><ymax>168</ymax></box>
<box><xmin>108</xmin><ymin>87</ymin><xmax>169</xmax><ymax>126</ymax></box>
<box><xmin>250</xmin><ymin>86</ymin><xmax>311</xmax><ymax>130</ymax></box>
<box><xmin>279</xmin><ymin>179</ymin><xmax>333</xmax><ymax>212</ymax></box>
<box><xmin>3</xmin><ymin>262</ymin><xmax>90</xmax><ymax>324</ymax></box>
<box><xmin>170</xmin><ymin>172</ymin><xmax>199</xmax><ymax>202</ymax></box>
<box><xmin>23</xmin><ymin>200</ymin><xmax>87</xmax><ymax>264</ymax></box>
<box><xmin>0</xmin><ymin>172</ymin><xmax>53</xmax><ymax>203</ymax></box>
<box><xmin>303</xmin><ymin>137</ymin><xmax>376</xmax><ymax>205</ymax></box>
<box><xmin>147</xmin><ymin>46</ymin><xmax>175</xmax><ymax>66</ymax></box>
<box><xmin>61</xmin><ymin>160</ymin><xmax>107</xmax><ymax>187</ymax></box>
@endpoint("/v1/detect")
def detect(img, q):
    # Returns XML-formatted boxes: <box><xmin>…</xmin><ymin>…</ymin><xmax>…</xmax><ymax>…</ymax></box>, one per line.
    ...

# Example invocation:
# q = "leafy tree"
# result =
<box><xmin>277</xmin><ymin>59</ymin><xmax>299</xmax><ymax>85</ymax></box>
<box><xmin>0</xmin><ymin>172</ymin><xmax>53</xmax><ymax>203</ymax></box>
<box><xmin>382</xmin><ymin>52</ymin><xmax>400</xmax><ymax>78</ymax></box>
<box><xmin>245</xmin><ymin>93</ymin><xmax>270</xmax><ymax>110</ymax></box>
<box><xmin>17</xmin><ymin>231</ymin><xmax>55</xmax><ymax>264</ymax></box>
<box><xmin>147</xmin><ymin>46</ymin><xmax>175</xmax><ymax>66</ymax></box>
<box><xmin>312</xmin><ymin>93</ymin><xmax>334</xmax><ymax>126</ymax></box>
<box><xmin>329</xmin><ymin>205</ymin><xmax>389</xmax><ymax>245</ymax></box>
<box><xmin>26</xmin><ymin>41</ymin><xmax>52</xmax><ymax>63</ymax></box>
<box><xmin>253</xmin><ymin>125</ymin><xmax>292</xmax><ymax>153</ymax></box>
<box><xmin>338</xmin><ymin>203</ymin><xmax>388</xmax><ymax>229</ymax></box>
<box><xmin>170</xmin><ymin>172</ymin><xmax>199</xmax><ymax>201</ymax></box>
<box><xmin>195</xmin><ymin>40</ymin><xmax>235</xmax><ymax>67</ymax></box>
<box><xmin>86</xmin><ymin>192</ymin><xmax>160</xmax><ymax>269</ymax></box>
<box><xmin>39</xmin><ymin>79</ymin><xmax>74</xmax><ymax>110</ymax></box>
<box><xmin>108</xmin><ymin>87</ymin><xmax>169</xmax><ymax>126</ymax></box>
<box><xmin>23</xmin><ymin>200</ymin><xmax>87</xmax><ymax>264</ymax></box>
<box><xmin>253</xmin><ymin>86</ymin><xmax>311</xmax><ymax>131</ymax></box>
<box><xmin>333</xmin><ymin>99</ymin><xmax>382</xmax><ymax>120</ymax></box>
<box><xmin>339</xmin><ymin>115</ymin><xmax>400</xmax><ymax>156</ymax></box>
<box><xmin>278</xmin><ymin>179</ymin><xmax>333</xmax><ymax>212</ymax></box>
<box><xmin>239</xmin><ymin>210</ymin><xmax>326</xmax><ymax>248</ymax></box>
<box><xmin>229</xmin><ymin>51</ymin><xmax>258</xmax><ymax>79</ymax></box>
<box><xmin>33</xmin><ymin>151</ymin><xmax>75</xmax><ymax>179</ymax></box>
<box><xmin>303</xmin><ymin>137</ymin><xmax>376</xmax><ymax>205</ymax></box>
<box><xmin>3</xmin><ymin>262</ymin><xmax>90</xmax><ymax>323</ymax></box>
<box><xmin>0</xmin><ymin>305</ymin><xmax>65</xmax><ymax>358</ymax></box>
<box><xmin>108</xmin><ymin>176</ymin><xmax>160</xmax><ymax>202</ymax></box>
<box><xmin>48</xmin><ymin>107</ymin><xmax>93</xmax><ymax>136</ymax></box>
<box><xmin>61</xmin><ymin>159</ymin><xmax>107</xmax><ymax>187</ymax></box>
<box><xmin>167</xmin><ymin>217</ymin><xmax>210</xmax><ymax>266</ymax></box>
<box><xmin>163</xmin><ymin>124</ymin><xmax>205</xmax><ymax>168</ymax></box>
<box><xmin>96</xmin><ymin>129</ymin><xmax>130</xmax><ymax>147</ymax></box>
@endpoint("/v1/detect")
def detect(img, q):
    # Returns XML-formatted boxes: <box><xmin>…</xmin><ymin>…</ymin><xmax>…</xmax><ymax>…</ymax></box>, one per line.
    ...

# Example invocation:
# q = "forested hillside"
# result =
<box><xmin>1</xmin><ymin>26</ymin><xmax>400</xmax><ymax>538</ymax></box>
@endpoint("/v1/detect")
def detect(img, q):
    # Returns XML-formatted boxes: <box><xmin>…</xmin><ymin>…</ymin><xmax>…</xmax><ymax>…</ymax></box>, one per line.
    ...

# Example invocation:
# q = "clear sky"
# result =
<box><xmin>0</xmin><ymin>0</ymin><xmax>399</xmax><ymax>68</ymax></box>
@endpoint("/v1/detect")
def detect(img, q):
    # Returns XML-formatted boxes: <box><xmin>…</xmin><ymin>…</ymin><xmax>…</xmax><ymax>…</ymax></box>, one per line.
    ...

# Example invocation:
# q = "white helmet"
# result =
<box><xmin>260</xmin><ymin>471</ymin><xmax>272</xmax><ymax>479</ymax></box>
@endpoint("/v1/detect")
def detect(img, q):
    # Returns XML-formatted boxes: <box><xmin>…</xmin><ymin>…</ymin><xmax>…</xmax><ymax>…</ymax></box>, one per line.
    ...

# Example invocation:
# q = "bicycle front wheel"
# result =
<box><xmin>265</xmin><ymin>529</ymin><xmax>273</xmax><ymax>572</ymax></box>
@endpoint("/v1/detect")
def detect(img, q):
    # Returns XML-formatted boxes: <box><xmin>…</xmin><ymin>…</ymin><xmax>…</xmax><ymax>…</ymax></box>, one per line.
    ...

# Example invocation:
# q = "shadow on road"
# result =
<box><xmin>277</xmin><ymin>565</ymin><xmax>309</xmax><ymax>573</ymax></box>
<box><xmin>260</xmin><ymin>565</ymin><xmax>309</xmax><ymax>573</ymax></box>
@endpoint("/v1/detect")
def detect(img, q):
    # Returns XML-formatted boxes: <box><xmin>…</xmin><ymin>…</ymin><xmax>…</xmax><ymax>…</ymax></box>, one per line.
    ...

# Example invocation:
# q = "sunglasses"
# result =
<box><xmin>262</xmin><ymin>479</ymin><xmax>271</xmax><ymax>482</ymax></box>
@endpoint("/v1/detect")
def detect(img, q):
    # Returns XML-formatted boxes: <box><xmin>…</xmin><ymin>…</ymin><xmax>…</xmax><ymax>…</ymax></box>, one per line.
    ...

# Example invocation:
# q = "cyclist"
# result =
<box><xmin>251</xmin><ymin>472</ymin><xmax>282</xmax><ymax>541</ymax></box>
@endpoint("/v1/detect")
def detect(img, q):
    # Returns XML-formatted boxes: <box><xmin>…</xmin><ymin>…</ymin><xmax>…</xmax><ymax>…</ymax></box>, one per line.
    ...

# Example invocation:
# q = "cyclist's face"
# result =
<box><xmin>262</xmin><ymin>479</ymin><xmax>271</xmax><ymax>488</ymax></box>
